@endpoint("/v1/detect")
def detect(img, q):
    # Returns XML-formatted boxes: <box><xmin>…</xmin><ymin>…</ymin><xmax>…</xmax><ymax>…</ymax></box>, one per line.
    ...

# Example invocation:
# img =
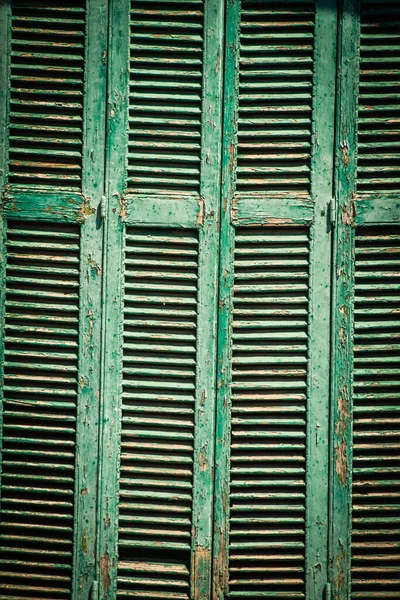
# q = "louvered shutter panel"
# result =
<box><xmin>331</xmin><ymin>2</ymin><xmax>400</xmax><ymax>600</ymax></box>
<box><xmin>357</xmin><ymin>1</ymin><xmax>400</xmax><ymax>193</ymax></box>
<box><xmin>225</xmin><ymin>226</ymin><xmax>310</xmax><ymax>599</ymax></box>
<box><xmin>97</xmin><ymin>1</ymin><xmax>224</xmax><ymax>599</ymax></box>
<box><xmin>0</xmin><ymin>1</ymin><xmax>107</xmax><ymax>598</ymax></box>
<box><xmin>352</xmin><ymin>229</ymin><xmax>400</xmax><ymax>597</ymax></box>
<box><xmin>213</xmin><ymin>1</ymin><xmax>337</xmax><ymax>599</ymax></box>
<box><xmin>7</xmin><ymin>0</ymin><xmax>85</xmax><ymax>190</ymax></box>
<box><xmin>127</xmin><ymin>2</ymin><xmax>204</xmax><ymax>195</ymax></box>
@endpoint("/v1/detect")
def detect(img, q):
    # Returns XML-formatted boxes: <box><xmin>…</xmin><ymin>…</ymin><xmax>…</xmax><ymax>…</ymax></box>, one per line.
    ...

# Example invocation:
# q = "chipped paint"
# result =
<box><xmin>193</xmin><ymin>547</ymin><xmax>210</xmax><ymax>600</ymax></box>
<box><xmin>213</xmin><ymin>529</ymin><xmax>227</xmax><ymax>600</ymax></box>
<box><xmin>88</xmin><ymin>256</ymin><xmax>102</xmax><ymax>277</ymax></box>
<box><xmin>2</xmin><ymin>2</ymin><xmax>398</xmax><ymax>600</ymax></box>
<box><xmin>100</xmin><ymin>553</ymin><xmax>111</xmax><ymax>597</ymax></box>
<box><xmin>81</xmin><ymin>528</ymin><xmax>89</xmax><ymax>555</ymax></box>
<box><xmin>119</xmin><ymin>194</ymin><xmax>127</xmax><ymax>221</ymax></box>
<box><xmin>198</xmin><ymin>448</ymin><xmax>208</xmax><ymax>472</ymax></box>
<box><xmin>341</xmin><ymin>141</ymin><xmax>350</xmax><ymax>167</ymax></box>
<box><xmin>335</xmin><ymin>439</ymin><xmax>348</xmax><ymax>486</ymax></box>
<box><xmin>336</xmin><ymin>387</ymin><xmax>349</xmax><ymax>438</ymax></box>
<box><xmin>197</xmin><ymin>197</ymin><xmax>205</xmax><ymax>226</ymax></box>
<box><xmin>87</xmin><ymin>308</ymin><xmax>94</xmax><ymax>338</ymax></box>
<box><xmin>79</xmin><ymin>197</ymin><xmax>95</xmax><ymax>221</ymax></box>
<box><xmin>341</xmin><ymin>195</ymin><xmax>356</xmax><ymax>227</ymax></box>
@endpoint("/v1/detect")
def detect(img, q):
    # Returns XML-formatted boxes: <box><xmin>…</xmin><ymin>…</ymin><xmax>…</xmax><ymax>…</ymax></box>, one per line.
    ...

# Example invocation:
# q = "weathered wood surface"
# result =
<box><xmin>0</xmin><ymin>1</ymin><xmax>399</xmax><ymax>600</ymax></box>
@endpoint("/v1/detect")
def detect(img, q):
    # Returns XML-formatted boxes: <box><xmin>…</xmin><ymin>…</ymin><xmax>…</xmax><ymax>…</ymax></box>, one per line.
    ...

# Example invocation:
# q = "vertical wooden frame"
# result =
<box><xmin>96</xmin><ymin>0</ymin><xmax>130</xmax><ymax>596</ymax></box>
<box><xmin>0</xmin><ymin>0</ymin><xmax>108</xmax><ymax>597</ymax></box>
<box><xmin>74</xmin><ymin>0</ymin><xmax>109</xmax><ymax>597</ymax></box>
<box><xmin>191</xmin><ymin>0</ymin><xmax>225</xmax><ymax>597</ymax></box>
<box><xmin>330</xmin><ymin>1</ymin><xmax>360</xmax><ymax>599</ymax></box>
<box><xmin>98</xmin><ymin>0</ymin><xmax>225</xmax><ymax>597</ymax></box>
<box><xmin>306</xmin><ymin>1</ymin><xmax>338</xmax><ymax>598</ymax></box>
<box><xmin>213</xmin><ymin>1</ymin><xmax>339</xmax><ymax>598</ymax></box>
<box><xmin>0</xmin><ymin>0</ymin><xmax>10</xmax><ymax>518</ymax></box>
<box><xmin>212</xmin><ymin>0</ymin><xmax>240</xmax><ymax>597</ymax></box>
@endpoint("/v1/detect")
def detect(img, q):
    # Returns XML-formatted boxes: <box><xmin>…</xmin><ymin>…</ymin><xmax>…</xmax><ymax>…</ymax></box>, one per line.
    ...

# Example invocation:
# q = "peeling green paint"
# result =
<box><xmin>0</xmin><ymin>1</ymin><xmax>399</xmax><ymax>600</ymax></box>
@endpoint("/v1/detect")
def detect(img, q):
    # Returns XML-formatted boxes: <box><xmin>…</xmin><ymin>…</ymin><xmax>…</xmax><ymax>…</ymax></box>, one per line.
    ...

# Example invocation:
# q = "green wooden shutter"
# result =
<box><xmin>331</xmin><ymin>1</ymin><xmax>400</xmax><ymax>599</ymax></box>
<box><xmin>97</xmin><ymin>1</ymin><xmax>224</xmax><ymax>599</ymax></box>
<box><xmin>0</xmin><ymin>1</ymin><xmax>107</xmax><ymax>598</ymax></box>
<box><xmin>351</xmin><ymin>227</ymin><xmax>400</xmax><ymax>598</ymax></box>
<box><xmin>213</xmin><ymin>1</ymin><xmax>337</xmax><ymax>599</ymax></box>
<box><xmin>1</xmin><ymin>2</ymin><xmax>399</xmax><ymax>600</ymax></box>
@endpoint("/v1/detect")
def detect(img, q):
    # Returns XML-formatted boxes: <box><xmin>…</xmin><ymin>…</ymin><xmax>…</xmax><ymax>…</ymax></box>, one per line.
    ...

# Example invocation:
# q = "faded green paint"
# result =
<box><xmin>95</xmin><ymin>0</ymin><xmax>129</xmax><ymax>598</ymax></box>
<box><xmin>2</xmin><ymin>192</ymin><xmax>91</xmax><ymax>223</ymax></box>
<box><xmin>331</xmin><ymin>2</ymin><xmax>400</xmax><ymax>600</ymax></box>
<box><xmin>212</xmin><ymin>0</ymin><xmax>239</xmax><ymax>595</ymax></box>
<box><xmin>191</xmin><ymin>1</ymin><xmax>224</xmax><ymax>597</ymax></box>
<box><xmin>330</xmin><ymin>2</ymin><xmax>359</xmax><ymax>599</ymax></box>
<box><xmin>306</xmin><ymin>4</ymin><xmax>338</xmax><ymax>600</ymax></box>
<box><xmin>98</xmin><ymin>0</ymin><xmax>224</xmax><ymax>598</ymax></box>
<box><xmin>213</xmin><ymin>1</ymin><xmax>338</xmax><ymax>598</ymax></box>
<box><xmin>0</xmin><ymin>1</ymin><xmax>399</xmax><ymax>599</ymax></box>
<box><xmin>75</xmin><ymin>0</ymin><xmax>109</xmax><ymax>597</ymax></box>
<box><xmin>0</xmin><ymin>1</ymin><xmax>106</xmax><ymax>599</ymax></box>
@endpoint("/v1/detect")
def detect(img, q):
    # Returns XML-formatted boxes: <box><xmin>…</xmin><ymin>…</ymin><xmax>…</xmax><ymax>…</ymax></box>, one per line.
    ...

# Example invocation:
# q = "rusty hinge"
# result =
<box><xmin>100</xmin><ymin>195</ymin><xmax>107</xmax><ymax>221</ymax></box>
<box><xmin>325</xmin><ymin>582</ymin><xmax>332</xmax><ymax>600</ymax></box>
<box><xmin>329</xmin><ymin>197</ymin><xmax>336</xmax><ymax>227</ymax></box>
<box><xmin>91</xmin><ymin>580</ymin><xmax>98</xmax><ymax>600</ymax></box>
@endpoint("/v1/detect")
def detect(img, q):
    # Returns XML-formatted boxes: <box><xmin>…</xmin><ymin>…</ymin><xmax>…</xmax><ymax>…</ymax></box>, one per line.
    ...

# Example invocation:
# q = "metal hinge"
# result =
<box><xmin>325</xmin><ymin>582</ymin><xmax>332</xmax><ymax>600</ymax></box>
<box><xmin>329</xmin><ymin>197</ymin><xmax>336</xmax><ymax>226</ymax></box>
<box><xmin>91</xmin><ymin>580</ymin><xmax>98</xmax><ymax>600</ymax></box>
<box><xmin>100</xmin><ymin>195</ymin><xmax>107</xmax><ymax>220</ymax></box>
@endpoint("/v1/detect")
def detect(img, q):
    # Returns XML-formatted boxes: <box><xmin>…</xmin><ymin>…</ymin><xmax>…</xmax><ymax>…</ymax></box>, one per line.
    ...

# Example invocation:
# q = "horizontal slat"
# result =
<box><xmin>125</xmin><ymin>196</ymin><xmax>201</xmax><ymax>228</ymax></box>
<box><xmin>355</xmin><ymin>196</ymin><xmax>400</xmax><ymax>225</ymax></box>
<box><xmin>232</xmin><ymin>196</ymin><xmax>313</xmax><ymax>226</ymax></box>
<box><xmin>2</xmin><ymin>191</ymin><xmax>86</xmax><ymax>222</ymax></box>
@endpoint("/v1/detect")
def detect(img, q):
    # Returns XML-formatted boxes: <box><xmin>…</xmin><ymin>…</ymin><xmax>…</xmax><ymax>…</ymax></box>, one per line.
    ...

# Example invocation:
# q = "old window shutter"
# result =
<box><xmin>97</xmin><ymin>1</ymin><xmax>224</xmax><ymax>599</ymax></box>
<box><xmin>0</xmin><ymin>2</ymin><xmax>399</xmax><ymax>599</ymax></box>
<box><xmin>331</xmin><ymin>1</ymin><xmax>400</xmax><ymax>599</ymax></box>
<box><xmin>213</xmin><ymin>1</ymin><xmax>338</xmax><ymax>599</ymax></box>
<box><xmin>0</xmin><ymin>1</ymin><xmax>107</xmax><ymax>598</ymax></box>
